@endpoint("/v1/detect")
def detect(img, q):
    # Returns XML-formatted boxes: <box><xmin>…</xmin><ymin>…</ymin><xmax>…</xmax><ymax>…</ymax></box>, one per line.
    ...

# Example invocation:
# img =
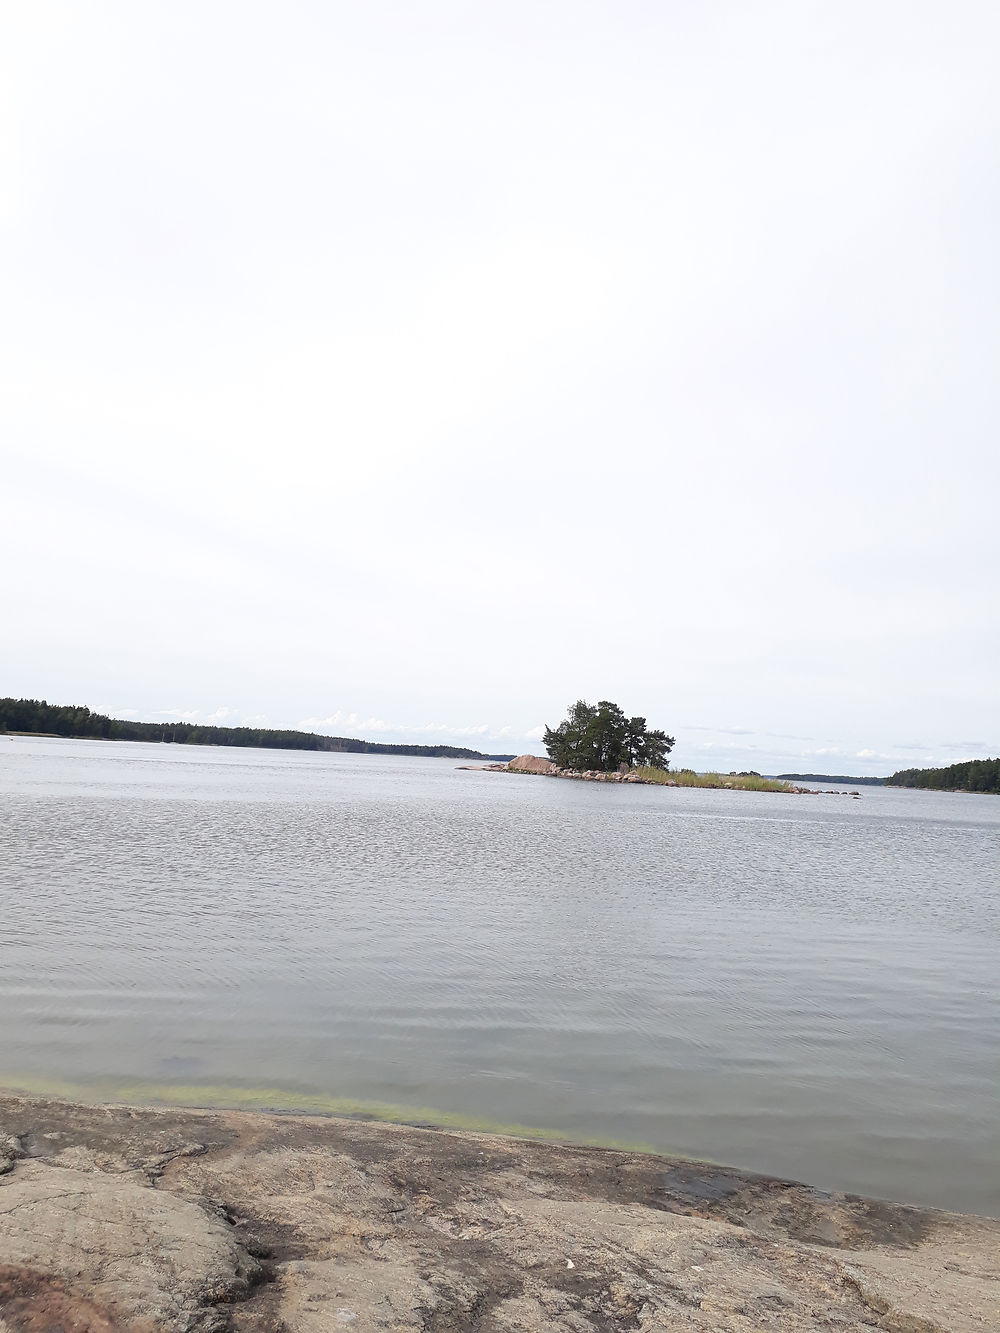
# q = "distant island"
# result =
<box><xmin>779</xmin><ymin>759</ymin><xmax>999</xmax><ymax>794</ymax></box>
<box><xmin>885</xmin><ymin>756</ymin><xmax>999</xmax><ymax>794</ymax></box>
<box><xmin>0</xmin><ymin>698</ymin><xmax>515</xmax><ymax>762</ymax></box>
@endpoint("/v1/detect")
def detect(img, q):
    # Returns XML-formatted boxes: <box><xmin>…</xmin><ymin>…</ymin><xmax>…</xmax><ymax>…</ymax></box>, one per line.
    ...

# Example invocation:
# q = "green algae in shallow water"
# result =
<box><xmin>0</xmin><ymin>1073</ymin><xmax>671</xmax><ymax>1157</ymax></box>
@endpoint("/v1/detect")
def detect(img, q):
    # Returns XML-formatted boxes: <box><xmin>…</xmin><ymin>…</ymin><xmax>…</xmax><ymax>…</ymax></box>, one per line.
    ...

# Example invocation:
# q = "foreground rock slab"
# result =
<box><xmin>0</xmin><ymin>1096</ymin><xmax>996</xmax><ymax>1332</ymax></box>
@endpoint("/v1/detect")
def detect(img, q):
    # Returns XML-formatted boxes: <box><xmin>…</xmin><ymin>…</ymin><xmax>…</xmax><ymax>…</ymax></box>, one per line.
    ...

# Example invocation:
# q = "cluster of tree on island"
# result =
<box><xmin>0</xmin><ymin>699</ymin><xmax>515</xmax><ymax>762</ymax></box>
<box><xmin>543</xmin><ymin>699</ymin><xmax>674</xmax><ymax>771</ymax></box>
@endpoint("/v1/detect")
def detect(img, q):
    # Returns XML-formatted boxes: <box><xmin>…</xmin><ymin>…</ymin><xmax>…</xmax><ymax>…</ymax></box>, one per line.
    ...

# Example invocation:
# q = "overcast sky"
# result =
<box><xmin>2</xmin><ymin>1</ymin><xmax>997</xmax><ymax>774</ymax></box>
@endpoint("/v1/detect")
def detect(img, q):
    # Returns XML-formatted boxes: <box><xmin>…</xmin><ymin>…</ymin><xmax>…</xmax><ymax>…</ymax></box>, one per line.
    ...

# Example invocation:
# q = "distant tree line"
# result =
<box><xmin>776</xmin><ymin>773</ymin><xmax>886</xmax><ymax>785</ymax></box>
<box><xmin>886</xmin><ymin>757</ymin><xmax>999</xmax><ymax>794</ymax></box>
<box><xmin>0</xmin><ymin>698</ymin><xmax>513</xmax><ymax>761</ymax></box>
<box><xmin>544</xmin><ymin>699</ymin><xmax>674</xmax><ymax>772</ymax></box>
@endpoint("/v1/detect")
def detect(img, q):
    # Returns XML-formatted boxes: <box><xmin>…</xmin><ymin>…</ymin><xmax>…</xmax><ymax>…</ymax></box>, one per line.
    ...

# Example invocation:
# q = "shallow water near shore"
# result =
<box><xmin>2</xmin><ymin>736</ymin><xmax>997</xmax><ymax>1215</ymax></box>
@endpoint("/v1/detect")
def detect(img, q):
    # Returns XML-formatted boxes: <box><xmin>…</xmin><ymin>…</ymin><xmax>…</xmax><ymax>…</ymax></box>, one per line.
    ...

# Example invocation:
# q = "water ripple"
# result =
<box><xmin>1</xmin><ymin>737</ymin><xmax>998</xmax><ymax>1215</ymax></box>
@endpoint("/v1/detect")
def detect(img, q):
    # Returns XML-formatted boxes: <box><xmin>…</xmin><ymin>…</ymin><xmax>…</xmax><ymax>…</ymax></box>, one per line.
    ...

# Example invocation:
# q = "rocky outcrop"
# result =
<box><xmin>0</xmin><ymin>1157</ymin><xmax>258</xmax><ymax>1331</ymax></box>
<box><xmin>0</xmin><ymin>1094</ymin><xmax>997</xmax><ymax>1332</ymax></box>
<box><xmin>507</xmin><ymin>754</ymin><xmax>559</xmax><ymax>775</ymax></box>
<box><xmin>506</xmin><ymin>755</ymin><xmax>663</xmax><ymax>783</ymax></box>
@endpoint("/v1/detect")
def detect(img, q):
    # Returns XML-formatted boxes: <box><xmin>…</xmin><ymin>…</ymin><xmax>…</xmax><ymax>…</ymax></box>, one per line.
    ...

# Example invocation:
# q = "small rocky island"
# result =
<box><xmin>1</xmin><ymin>1092</ymin><xmax>997</xmax><ymax>1332</ymax></box>
<box><xmin>482</xmin><ymin>702</ymin><xmax>812</xmax><ymax>792</ymax></box>
<box><xmin>486</xmin><ymin>754</ymin><xmax>813</xmax><ymax>793</ymax></box>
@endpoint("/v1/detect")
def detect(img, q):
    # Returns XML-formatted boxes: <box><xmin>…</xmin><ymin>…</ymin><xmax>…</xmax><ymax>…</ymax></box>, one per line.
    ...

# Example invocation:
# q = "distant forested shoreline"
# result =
<box><xmin>778</xmin><ymin>761</ymin><xmax>998</xmax><ymax>793</ymax></box>
<box><xmin>0</xmin><ymin>698</ymin><xmax>514</xmax><ymax>762</ymax></box>
<box><xmin>885</xmin><ymin>757</ymin><xmax>999</xmax><ymax>794</ymax></box>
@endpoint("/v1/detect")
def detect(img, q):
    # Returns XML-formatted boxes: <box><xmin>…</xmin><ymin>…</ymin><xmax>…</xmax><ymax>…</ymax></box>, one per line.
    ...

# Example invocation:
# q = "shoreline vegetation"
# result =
<box><xmin>780</xmin><ymin>764</ymin><xmax>999</xmax><ymax>792</ymax></box>
<box><xmin>498</xmin><ymin>754</ymin><xmax>811</xmax><ymax>793</ymax></box>
<box><xmin>886</xmin><ymin>755</ymin><xmax>999</xmax><ymax>794</ymax></box>
<box><xmin>638</xmin><ymin>766</ymin><xmax>803</xmax><ymax>792</ymax></box>
<box><xmin>0</xmin><ymin>697</ymin><xmax>515</xmax><ymax>762</ymax></box>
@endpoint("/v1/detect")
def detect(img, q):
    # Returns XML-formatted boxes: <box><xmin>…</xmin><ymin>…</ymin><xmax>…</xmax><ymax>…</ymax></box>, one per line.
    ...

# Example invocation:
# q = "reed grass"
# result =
<box><xmin>637</xmin><ymin>766</ymin><xmax>797</xmax><ymax>793</ymax></box>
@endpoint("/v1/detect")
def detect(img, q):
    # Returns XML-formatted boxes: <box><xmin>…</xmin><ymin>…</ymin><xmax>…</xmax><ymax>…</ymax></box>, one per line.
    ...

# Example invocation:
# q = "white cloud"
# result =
<box><xmin>694</xmin><ymin>741</ymin><xmax>760</xmax><ymax>754</ymax></box>
<box><xmin>299</xmin><ymin>713</ymin><xmax>499</xmax><ymax>740</ymax></box>
<box><xmin>299</xmin><ymin>712</ymin><xmax>391</xmax><ymax>734</ymax></box>
<box><xmin>682</xmin><ymin>725</ymin><xmax>756</xmax><ymax>736</ymax></box>
<box><xmin>149</xmin><ymin>705</ymin><xmax>235</xmax><ymax>724</ymax></box>
<box><xmin>202</xmin><ymin>707</ymin><xmax>235</xmax><ymax>724</ymax></box>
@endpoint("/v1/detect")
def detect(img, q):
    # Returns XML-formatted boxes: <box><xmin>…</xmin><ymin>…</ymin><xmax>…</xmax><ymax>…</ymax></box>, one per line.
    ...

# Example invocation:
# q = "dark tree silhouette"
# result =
<box><xmin>0</xmin><ymin>698</ymin><xmax>512</xmax><ymax>761</ymax></box>
<box><xmin>886</xmin><ymin>757</ymin><xmax>999</xmax><ymax>793</ymax></box>
<box><xmin>543</xmin><ymin>699</ymin><xmax>674</xmax><ymax>772</ymax></box>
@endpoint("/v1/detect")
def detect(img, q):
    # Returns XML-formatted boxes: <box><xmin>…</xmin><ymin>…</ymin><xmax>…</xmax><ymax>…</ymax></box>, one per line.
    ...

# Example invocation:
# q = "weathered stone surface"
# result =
<box><xmin>506</xmin><ymin>754</ymin><xmax>559</xmax><ymax>775</ymax></box>
<box><xmin>0</xmin><ymin>1135</ymin><xmax>23</xmax><ymax>1178</ymax></box>
<box><xmin>504</xmin><ymin>760</ymin><xmax>677</xmax><ymax>785</ymax></box>
<box><xmin>0</xmin><ymin>1157</ymin><xmax>259</xmax><ymax>1331</ymax></box>
<box><xmin>0</xmin><ymin>1094</ymin><xmax>997</xmax><ymax>1332</ymax></box>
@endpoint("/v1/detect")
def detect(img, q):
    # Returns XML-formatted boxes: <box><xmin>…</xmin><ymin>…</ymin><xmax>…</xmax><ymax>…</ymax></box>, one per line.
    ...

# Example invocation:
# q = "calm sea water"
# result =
<box><xmin>1</xmin><ymin>736</ymin><xmax>996</xmax><ymax>1215</ymax></box>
